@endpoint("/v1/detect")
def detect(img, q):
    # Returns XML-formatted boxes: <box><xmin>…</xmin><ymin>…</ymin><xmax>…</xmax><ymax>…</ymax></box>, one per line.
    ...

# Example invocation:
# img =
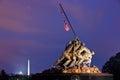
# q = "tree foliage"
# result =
<box><xmin>102</xmin><ymin>52</ymin><xmax>120</xmax><ymax>80</ymax></box>
<box><xmin>0</xmin><ymin>69</ymin><xmax>9</xmax><ymax>80</ymax></box>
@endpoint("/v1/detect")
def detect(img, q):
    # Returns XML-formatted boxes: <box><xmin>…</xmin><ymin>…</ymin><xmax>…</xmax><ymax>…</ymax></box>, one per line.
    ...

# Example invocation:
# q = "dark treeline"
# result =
<box><xmin>102</xmin><ymin>52</ymin><xmax>120</xmax><ymax>80</ymax></box>
<box><xmin>0</xmin><ymin>69</ymin><xmax>9</xmax><ymax>80</ymax></box>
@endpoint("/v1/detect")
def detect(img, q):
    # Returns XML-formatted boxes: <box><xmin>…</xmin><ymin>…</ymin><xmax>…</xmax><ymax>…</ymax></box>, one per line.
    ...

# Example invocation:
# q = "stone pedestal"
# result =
<box><xmin>35</xmin><ymin>73</ymin><xmax>113</xmax><ymax>80</ymax></box>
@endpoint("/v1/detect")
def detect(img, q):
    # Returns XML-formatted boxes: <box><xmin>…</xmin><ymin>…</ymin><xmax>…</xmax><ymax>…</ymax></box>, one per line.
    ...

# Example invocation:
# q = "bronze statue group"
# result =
<box><xmin>52</xmin><ymin>37</ymin><xmax>94</xmax><ymax>69</ymax></box>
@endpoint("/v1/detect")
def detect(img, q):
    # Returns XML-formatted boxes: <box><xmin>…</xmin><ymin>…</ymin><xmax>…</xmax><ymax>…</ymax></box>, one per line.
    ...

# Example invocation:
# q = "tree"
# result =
<box><xmin>0</xmin><ymin>69</ymin><xmax>9</xmax><ymax>80</ymax></box>
<box><xmin>102</xmin><ymin>52</ymin><xmax>120</xmax><ymax>80</ymax></box>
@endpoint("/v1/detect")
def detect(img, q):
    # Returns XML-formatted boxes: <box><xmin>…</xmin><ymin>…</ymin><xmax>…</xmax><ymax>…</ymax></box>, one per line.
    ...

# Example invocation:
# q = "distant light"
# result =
<box><xmin>19</xmin><ymin>71</ymin><xmax>23</xmax><ymax>75</ymax></box>
<box><xmin>71</xmin><ymin>75</ymin><xmax>80</xmax><ymax>80</ymax></box>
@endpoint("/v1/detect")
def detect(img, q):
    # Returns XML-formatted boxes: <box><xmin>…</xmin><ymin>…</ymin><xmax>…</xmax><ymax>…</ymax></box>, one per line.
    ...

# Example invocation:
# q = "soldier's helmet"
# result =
<box><xmin>81</xmin><ymin>42</ymin><xmax>85</xmax><ymax>47</ymax></box>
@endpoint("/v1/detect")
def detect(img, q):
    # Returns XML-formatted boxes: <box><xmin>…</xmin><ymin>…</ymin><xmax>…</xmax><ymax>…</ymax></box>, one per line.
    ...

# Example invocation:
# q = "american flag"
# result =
<box><xmin>64</xmin><ymin>19</ymin><xmax>70</xmax><ymax>31</ymax></box>
<box><xmin>60</xmin><ymin>4</ymin><xmax>70</xmax><ymax>32</ymax></box>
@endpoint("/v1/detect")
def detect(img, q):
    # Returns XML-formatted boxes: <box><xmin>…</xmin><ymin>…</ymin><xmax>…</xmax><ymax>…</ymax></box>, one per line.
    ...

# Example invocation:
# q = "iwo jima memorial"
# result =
<box><xmin>38</xmin><ymin>4</ymin><xmax>113</xmax><ymax>80</ymax></box>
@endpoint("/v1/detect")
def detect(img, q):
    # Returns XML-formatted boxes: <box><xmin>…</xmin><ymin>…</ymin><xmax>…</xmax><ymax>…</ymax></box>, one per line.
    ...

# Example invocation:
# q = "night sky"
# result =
<box><xmin>0</xmin><ymin>0</ymin><xmax>120</xmax><ymax>74</ymax></box>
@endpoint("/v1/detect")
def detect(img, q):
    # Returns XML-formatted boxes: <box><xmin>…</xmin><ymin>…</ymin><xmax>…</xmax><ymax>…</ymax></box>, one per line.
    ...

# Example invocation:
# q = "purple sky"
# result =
<box><xmin>0</xmin><ymin>0</ymin><xmax>120</xmax><ymax>74</ymax></box>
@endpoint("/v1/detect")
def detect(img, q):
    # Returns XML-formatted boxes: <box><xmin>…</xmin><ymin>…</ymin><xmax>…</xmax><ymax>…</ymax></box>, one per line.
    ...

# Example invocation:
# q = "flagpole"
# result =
<box><xmin>59</xmin><ymin>3</ymin><xmax>77</xmax><ymax>37</ymax></box>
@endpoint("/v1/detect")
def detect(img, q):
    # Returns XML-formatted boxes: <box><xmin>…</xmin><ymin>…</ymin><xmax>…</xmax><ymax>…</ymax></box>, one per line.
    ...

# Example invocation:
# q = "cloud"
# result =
<box><xmin>0</xmin><ymin>38</ymin><xmax>41</xmax><ymax>65</ymax></box>
<box><xmin>65</xmin><ymin>4</ymin><xmax>103</xmax><ymax>32</ymax></box>
<box><xmin>0</xmin><ymin>38</ymin><xmax>47</xmax><ymax>51</ymax></box>
<box><xmin>54</xmin><ymin>0</ymin><xmax>120</xmax><ymax>33</ymax></box>
<box><xmin>0</xmin><ymin>18</ymin><xmax>32</xmax><ymax>33</ymax></box>
<box><xmin>0</xmin><ymin>0</ymin><xmax>48</xmax><ymax>34</ymax></box>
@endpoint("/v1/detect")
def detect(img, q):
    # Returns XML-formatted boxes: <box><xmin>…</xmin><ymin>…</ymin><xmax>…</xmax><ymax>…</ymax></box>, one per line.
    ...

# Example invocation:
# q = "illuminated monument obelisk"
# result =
<box><xmin>27</xmin><ymin>59</ymin><xmax>30</xmax><ymax>76</ymax></box>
